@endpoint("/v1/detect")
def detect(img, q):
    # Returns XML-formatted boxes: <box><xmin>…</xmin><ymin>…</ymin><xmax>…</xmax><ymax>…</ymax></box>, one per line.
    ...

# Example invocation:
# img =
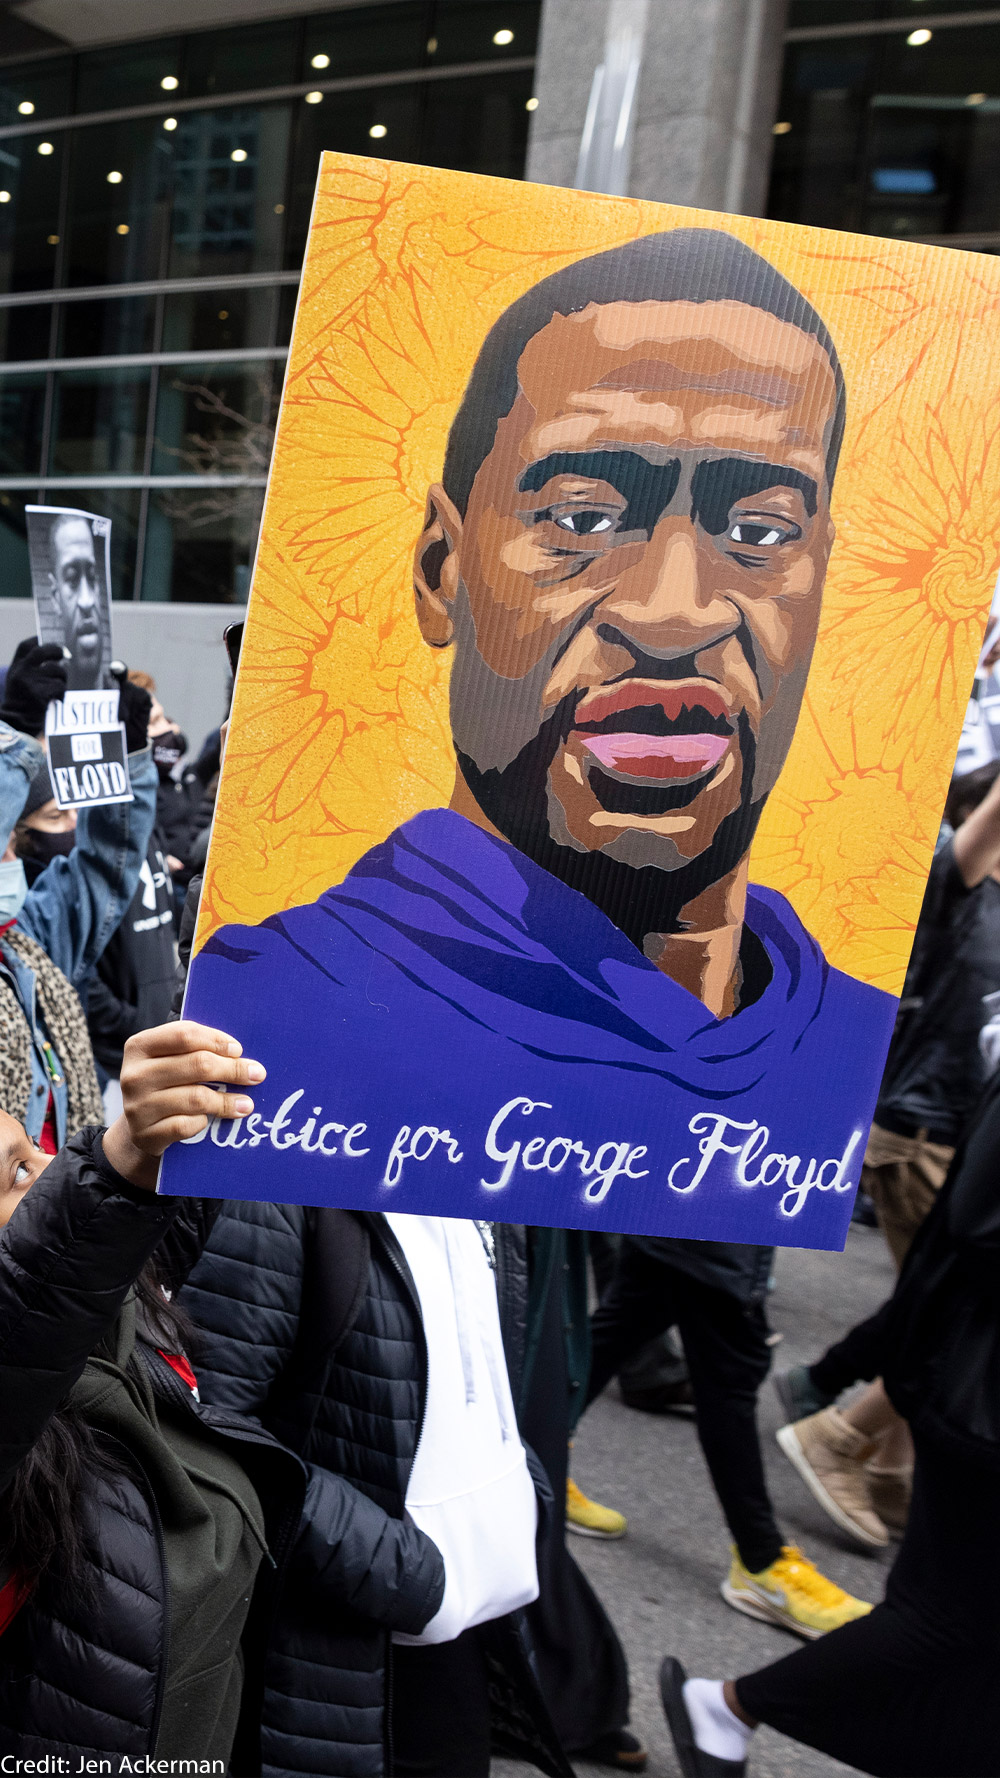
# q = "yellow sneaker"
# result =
<box><xmin>721</xmin><ymin>1544</ymin><xmax>872</xmax><ymax>1640</ymax></box>
<box><xmin>566</xmin><ymin>1477</ymin><xmax>627</xmax><ymax>1539</ymax></box>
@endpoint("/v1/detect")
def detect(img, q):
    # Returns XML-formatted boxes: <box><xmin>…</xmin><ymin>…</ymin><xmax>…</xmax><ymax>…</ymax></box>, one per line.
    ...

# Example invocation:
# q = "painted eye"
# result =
<box><xmin>730</xmin><ymin>522</ymin><xmax>784</xmax><ymax>547</ymax></box>
<box><xmin>554</xmin><ymin>511</ymin><xmax>614</xmax><ymax>535</ymax></box>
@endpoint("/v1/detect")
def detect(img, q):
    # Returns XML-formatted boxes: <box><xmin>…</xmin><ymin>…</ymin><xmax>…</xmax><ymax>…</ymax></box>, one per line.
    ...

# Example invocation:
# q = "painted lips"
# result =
<box><xmin>572</xmin><ymin>682</ymin><xmax>734</xmax><ymax>784</ymax></box>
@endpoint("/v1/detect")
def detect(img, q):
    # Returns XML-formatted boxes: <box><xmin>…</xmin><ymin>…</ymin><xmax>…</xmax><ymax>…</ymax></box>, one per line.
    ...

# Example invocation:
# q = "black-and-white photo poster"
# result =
<box><xmin>26</xmin><ymin>504</ymin><xmax>113</xmax><ymax>692</ymax></box>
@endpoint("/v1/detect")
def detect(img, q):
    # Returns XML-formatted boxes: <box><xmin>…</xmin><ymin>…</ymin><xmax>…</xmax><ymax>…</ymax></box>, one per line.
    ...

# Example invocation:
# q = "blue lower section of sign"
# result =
<box><xmin>160</xmin><ymin>810</ymin><xmax>898</xmax><ymax>1251</ymax></box>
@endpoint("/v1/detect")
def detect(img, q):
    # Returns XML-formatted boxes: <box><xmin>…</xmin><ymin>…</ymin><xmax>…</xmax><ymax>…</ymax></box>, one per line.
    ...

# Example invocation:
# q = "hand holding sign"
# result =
<box><xmin>0</xmin><ymin>640</ymin><xmax>69</xmax><ymax>740</ymax></box>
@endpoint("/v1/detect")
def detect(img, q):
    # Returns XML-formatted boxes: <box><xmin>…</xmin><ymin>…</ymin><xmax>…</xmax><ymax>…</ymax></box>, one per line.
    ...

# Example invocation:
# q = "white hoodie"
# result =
<box><xmin>387</xmin><ymin>1214</ymin><xmax>539</xmax><ymax>1645</ymax></box>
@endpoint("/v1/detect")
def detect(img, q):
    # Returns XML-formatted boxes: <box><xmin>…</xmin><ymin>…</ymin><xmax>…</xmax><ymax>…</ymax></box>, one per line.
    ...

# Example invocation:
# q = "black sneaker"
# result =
<box><xmin>577</xmin><ymin>1727</ymin><xmax>648</xmax><ymax>1770</ymax></box>
<box><xmin>773</xmin><ymin>1363</ymin><xmax>835</xmax><ymax>1424</ymax></box>
<box><xmin>659</xmin><ymin>1658</ymin><xmax>747</xmax><ymax>1777</ymax></box>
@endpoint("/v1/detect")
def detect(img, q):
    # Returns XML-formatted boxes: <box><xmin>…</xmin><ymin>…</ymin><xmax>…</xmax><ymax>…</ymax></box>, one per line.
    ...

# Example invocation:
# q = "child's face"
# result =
<box><xmin>0</xmin><ymin>1111</ymin><xmax>51</xmax><ymax>1229</ymax></box>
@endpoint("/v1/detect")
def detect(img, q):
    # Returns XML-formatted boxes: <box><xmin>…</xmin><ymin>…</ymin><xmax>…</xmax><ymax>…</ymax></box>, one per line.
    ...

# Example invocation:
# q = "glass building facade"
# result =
<box><xmin>771</xmin><ymin>2</ymin><xmax>1000</xmax><ymax>247</ymax></box>
<box><xmin>0</xmin><ymin>2</ymin><xmax>538</xmax><ymax>602</ymax></box>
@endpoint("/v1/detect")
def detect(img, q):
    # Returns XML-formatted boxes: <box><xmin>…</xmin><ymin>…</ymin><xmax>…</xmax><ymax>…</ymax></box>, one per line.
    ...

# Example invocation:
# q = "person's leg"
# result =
<box><xmin>390</xmin><ymin>1630</ymin><xmax>491</xmax><ymax>1777</ymax></box>
<box><xmin>728</xmin><ymin>1438</ymin><xmax>1000</xmax><ymax>1777</ymax></box>
<box><xmin>673</xmin><ymin>1281</ymin><xmax>782</xmax><ymax>1574</ymax></box>
<box><xmin>806</xmin><ymin>1298</ymin><xmax>890</xmax><ymax>1398</ymax></box>
<box><xmin>586</xmin><ymin>1244</ymin><xmax>679</xmax><ymax>1407</ymax></box>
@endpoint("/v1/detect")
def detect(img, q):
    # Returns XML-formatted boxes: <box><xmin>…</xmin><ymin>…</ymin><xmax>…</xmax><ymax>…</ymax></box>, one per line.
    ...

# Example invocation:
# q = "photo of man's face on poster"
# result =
<box><xmin>412</xmin><ymin>229</ymin><xmax>842</xmax><ymax>1015</ymax></box>
<box><xmin>160</xmin><ymin>169</ymin><xmax>999</xmax><ymax>1250</ymax></box>
<box><xmin>26</xmin><ymin>505</ymin><xmax>112</xmax><ymax>693</ymax></box>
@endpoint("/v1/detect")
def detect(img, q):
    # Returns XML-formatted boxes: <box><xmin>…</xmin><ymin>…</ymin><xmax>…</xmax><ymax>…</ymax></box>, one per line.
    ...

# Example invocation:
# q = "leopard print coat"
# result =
<box><xmin>0</xmin><ymin>926</ymin><xmax>104</xmax><ymax>1133</ymax></box>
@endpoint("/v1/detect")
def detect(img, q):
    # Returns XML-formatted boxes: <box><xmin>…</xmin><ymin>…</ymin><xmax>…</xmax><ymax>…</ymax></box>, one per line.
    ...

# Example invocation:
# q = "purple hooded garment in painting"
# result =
<box><xmin>160</xmin><ymin>809</ymin><xmax>897</xmax><ymax>1249</ymax></box>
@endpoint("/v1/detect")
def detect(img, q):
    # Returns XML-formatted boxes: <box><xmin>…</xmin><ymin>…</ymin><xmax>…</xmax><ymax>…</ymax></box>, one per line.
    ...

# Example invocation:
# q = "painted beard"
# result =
<box><xmin>456</xmin><ymin>698</ymin><xmax>764</xmax><ymax>951</ymax></box>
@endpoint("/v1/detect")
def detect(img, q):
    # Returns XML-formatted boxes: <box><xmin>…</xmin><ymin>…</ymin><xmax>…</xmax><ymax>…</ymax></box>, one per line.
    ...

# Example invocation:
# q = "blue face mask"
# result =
<box><xmin>0</xmin><ymin>858</ymin><xmax>27</xmax><ymax>922</ymax></box>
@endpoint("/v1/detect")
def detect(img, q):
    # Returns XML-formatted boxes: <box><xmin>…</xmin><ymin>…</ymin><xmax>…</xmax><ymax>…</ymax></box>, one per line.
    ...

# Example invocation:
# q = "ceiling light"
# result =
<box><xmin>17</xmin><ymin>100</ymin><xmax>34</xmax><ymax>116</ymax></box>
<box><xmin>493</xmin><ymin>27</ymin><xmax>514</xmax><ymax>44</ymax></box>
<box><xmin>163</xmin><ymin>116</ymin><xmax>177</xmax><ymax>131</ymax></box>
<box><xmin>274</xmin><ymin>202</ymin><xmax>285</xmax><ymax>213</ymax></box>
<box><xmin>231</xmin><ymin>147</ymin><xmax>247</xmax><ymax>162</ymax></box>
<box><xmin>161</xmin><ymin>75</ymin><xmax>178</xmax><ymax>90</ymax></box>
<box><xmin>426</xmin><ymin>35</ymin><xmax>438</xmax><ymax>51</ymax></box>
<box><xmin>967</xmin><ymin>92</ymin><xmax>988</xmax><ymax>105</ymax></box>
<box><xmin>107</xmin><ymin>169</ymin><xmax>123</xmax><ymax>183</ymax></box>
<box><xmin>773</xmin><ymin>120</ymin><xmax>792</xmax><ymax>135</ymax></box>
<box><xmin>305</xmin><ymin>90</ymin><xmax>323</xmax><ymax>104</ymax></box>
<box><xmin>0</xmin><ymin>191</ymin><xmax>9</xmax><ymax>203</ymax></box>
<box><xmin>37</xmin><ymin>141</ymin><xmax>53</xmax><ymax>156</ymax></box>
<box><xmin>47</xmin><ymin>233</ymin><xmax>58</xmax><ymax>244</ymax></box>
<box><xmin>311</xmin><ymin>52</ymin><xmax>330</xmax><ymax>69</ymax></box>
<box><xmin>525</xmin><ymin>96</ymin><xmax>538</xmax><ymax>111</ymax></box>
<box><xmin>116</xmin><ymin>223</ymin><xmax>129</xmax><ymax>235</ymax></box>
<box><xmin>218</xmin><ymin>309</ymin><xmax>229</xmax><ymax>320</ymax></box>
<box><xmin>907</xmin><ymin>27</ymin><xmax>932</xmax><ymax>44</ymax></box>
<box><xmin>369</xmin><ymin>123</ymin><xmax>387</xmax><ymax>138</ymax></box>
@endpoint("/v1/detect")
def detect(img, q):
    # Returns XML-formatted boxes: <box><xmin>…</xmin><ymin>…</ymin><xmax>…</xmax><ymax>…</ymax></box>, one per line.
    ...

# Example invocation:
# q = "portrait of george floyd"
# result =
<box><xmin>26</xmin><ymin>503</ymin><xmax>113</xmax><ymax>692</ymax></box>
<box><xmin>161</xmin><ymin>155</ymin><xmax>1000</xmax><ymax>1249</ymax></box>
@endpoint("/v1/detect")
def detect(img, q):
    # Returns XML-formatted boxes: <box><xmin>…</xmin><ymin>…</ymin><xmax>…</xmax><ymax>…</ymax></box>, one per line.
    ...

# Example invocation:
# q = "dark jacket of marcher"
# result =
<box><xmin>181</xmin><ymin>1201</ymin><xmax>571</xmax><ymax>1778</ymax></box>
<box><xmin>883</xmin><ymin>1070</ymin><xmax>1000</xmax><ymax>1469</ymax></box>
<box><xmin>0</xmin><ymin>1130</ymin><xmax>304</xmax><ymax>1762</ymax></box>
<box><xmin>87</xmin><ymin>834</ymin><xmax>177</xmax><ymax>1076</ymax></box>
<box><xmin>625</xmin><ymin>1234</ymin><xmax>773</xmax><ymax>1306</ymax></box>
<box><xmin>875</xmin><ymin>835</ymin><xmax>1000</xmax><ymax>1143</ymax></box>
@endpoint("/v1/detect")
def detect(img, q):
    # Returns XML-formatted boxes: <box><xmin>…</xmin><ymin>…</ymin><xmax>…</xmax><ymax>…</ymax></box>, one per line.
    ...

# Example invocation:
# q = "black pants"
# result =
<box><xmin>391</xmin><ymin>1629</ymin><xmax>491</xmax><ymax>1776</ymax></box>
<box><xmin>586</xmin><ymin>1244</ymin><xmax>781</xmax><ymax>1573</ymax></box>
<box><xmin>736</xmin><ymin>1434</ymin><xmax>1000</xmax><ymax>1776</ymax></box>
<box><xmin>809</xmin><ymin>1297</ymin><xmax>891</xmax><ymax>1399</ymax></box>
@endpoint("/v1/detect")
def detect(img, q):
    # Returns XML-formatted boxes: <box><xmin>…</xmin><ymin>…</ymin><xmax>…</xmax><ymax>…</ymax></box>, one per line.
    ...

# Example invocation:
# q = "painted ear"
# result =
<box><xmin>413</xmin><ymin>484</ymin><xmax>463</xmax><ymax>648</ymax></box>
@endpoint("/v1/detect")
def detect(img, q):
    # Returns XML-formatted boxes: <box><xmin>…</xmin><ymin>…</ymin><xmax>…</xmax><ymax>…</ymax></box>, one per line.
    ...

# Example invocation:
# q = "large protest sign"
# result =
<box><xmin>26</xmin><ymin>505</ymin><xmax>113</xmax><ymax>692</ymax></box>
<box><xmin>161</xmin><ymin>156</ymin><xmax>1000</xmax><ymax>1248</ymax></box>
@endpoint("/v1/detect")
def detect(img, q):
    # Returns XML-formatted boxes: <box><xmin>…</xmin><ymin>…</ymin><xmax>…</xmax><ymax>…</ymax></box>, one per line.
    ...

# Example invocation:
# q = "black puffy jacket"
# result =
<box><xmin>181</xmin><ymin>1200</ymin><xmax>570</xmax><ymax>1778</ymax></box>
<box><xmin>0</xmin><ymin>1130</ymin><xmax>304</xmax><ymax>1762</ymax></box>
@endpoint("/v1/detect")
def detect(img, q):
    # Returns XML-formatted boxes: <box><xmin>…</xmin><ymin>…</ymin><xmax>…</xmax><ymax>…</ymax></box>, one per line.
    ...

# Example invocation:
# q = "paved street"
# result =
<box><xmin>496</xmin><ymin>1222</ymin><xmax>896</xmax><ymax>1778</ymax></box>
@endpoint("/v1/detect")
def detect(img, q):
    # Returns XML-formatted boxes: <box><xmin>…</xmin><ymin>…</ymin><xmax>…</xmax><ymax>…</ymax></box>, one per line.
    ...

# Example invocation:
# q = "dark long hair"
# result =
<box><xmin>0</xmin><ymin>1262</ymin><xmax>195</xmax><ymax>1608</ymax></box>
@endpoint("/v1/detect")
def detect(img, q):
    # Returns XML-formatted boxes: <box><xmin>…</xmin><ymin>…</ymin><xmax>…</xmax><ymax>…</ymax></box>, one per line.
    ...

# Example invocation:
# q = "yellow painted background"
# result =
<box><xmin>198</xmin><ymin>154</ymin><xmax>1000</xmax><ymax>995</ymax></box>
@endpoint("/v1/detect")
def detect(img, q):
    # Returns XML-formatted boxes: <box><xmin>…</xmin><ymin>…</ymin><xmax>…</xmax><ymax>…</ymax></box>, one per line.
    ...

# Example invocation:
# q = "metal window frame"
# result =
<box><xmin>0</xmin><ymin>346</ymin><xmax>288</xmax><ymax>375</ymax></box>
<box><xmin>786</xmin><ymin>7</ymin><xmax>1000</xmax><ymax>42</ymax></box>
<box><xmin>0</xmin><ymin>55</ymin><xmax>534</xmax><ymax>142</ymax></box>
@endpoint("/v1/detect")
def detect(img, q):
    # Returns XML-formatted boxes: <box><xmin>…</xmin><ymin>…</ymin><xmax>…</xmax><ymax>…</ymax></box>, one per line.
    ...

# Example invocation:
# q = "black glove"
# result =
<box><xmin>110</xmin><ymin>666</ymin><xmax>152</xmax><ymax>755</ymax></box>
<box><xmin>0</xmin><ymin>638</ymin><xmax>68</xmax><ymax>737</ymax></box>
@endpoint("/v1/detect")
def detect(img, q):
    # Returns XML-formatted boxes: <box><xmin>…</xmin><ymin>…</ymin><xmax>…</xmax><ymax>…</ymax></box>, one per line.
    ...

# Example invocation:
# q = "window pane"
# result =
<box><xmin>0</xmin><ymin>373</ymin><xmax>44</xmax><ymax>474</ymax></box>
<box><xmin>161</xmin><ymin>284</ymin><xmax>278</xmax><ymax>352</ymax></box>
<box><xmin>167</xmin><ymin>105</ymin><xmax>290</xmax><ymax>279</ymax></box>
<box><xmin>0</xmin><ymin>132</ymin><xmax>65</xmax><ymax>293</ymax></box>
<box><xmin>430</xmin><ymin>0</ymin><xmax>539</xmax><ymax>66</ymax></box>
<box><xmin>142</xmin><ymin>486</ymin><xmax>264</xmax><ymax>603</ymax></box>
<box><xmin>276</xmin><ymin>282</ymin><xmax>298</xmax><ymax>345</ymax></box>
<box><xmin>0</xmin><ymin>495</ymin><xmax>30</xmax><ymax>599</ymax></box>
<box><xmin>63</xmin><ymin>118</ymin><xmax>171</xmax><ymax>288</ymax></box>
<box><xmin>76</xmin><ymin>38</ymin><xmax>185</xmax><ymax>114</ymax></box>
<box><xmin>184</xmin><ymin>20</ymin><xmax>298</xmax><ymax>99</ymax></box>
<box><xmin>302</xmin><ymin>5</ymin><xmax>429</xmax><ymax>79</ymax></box>
<box><xmin>0</xmin><ymin>56</ymin><xmax>73</xmax><ymax>127</ymax></box>
<box><xmin>770</xmin><ymin>24</ymin><xmax>1000</xmax><ymax>238</ymax></box>
<box><xmin>48</xmin><ymin>367</ymin><xmax>149</xmax><ymax>475</ymax></box>
<box><xmin>151</xmin><ymin>360</ymin><xmax>279</xmax><ymax>479</ymax></box>
<box><xmin>0</xmin><ymin>303</ymin><xmax>51</xmax><ymax>362</ymax></box>
<box><xmin>58</xmin><ymin>296</ymin><xmax>156</xmax><ymax>359</ymax></box>
<box><xmin>285</xmin><ymin>86</ymin><xmax>421</xmax><ymax>267</ymax></box>
<box><xmin>768</xmin><ymin>41</ymin><xmax>874</xmax><ymax>232</ymax></box>
<box><xmin>420</xmin><ymin>67</ymin><xmax>533</xmax><ymax>178</ymax></box>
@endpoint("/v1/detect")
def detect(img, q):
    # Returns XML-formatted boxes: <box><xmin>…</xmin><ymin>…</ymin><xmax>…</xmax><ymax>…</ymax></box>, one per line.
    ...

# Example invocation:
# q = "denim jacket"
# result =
<box><xmin>0</xmin><ymin>721</ymin><xmax>156</xmax><ymax>1144</ymax></box>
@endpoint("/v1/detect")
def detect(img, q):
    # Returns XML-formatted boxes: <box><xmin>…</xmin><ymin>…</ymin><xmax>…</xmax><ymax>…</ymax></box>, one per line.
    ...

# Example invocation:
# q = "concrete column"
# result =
<box><xmin>526</xmin><ymin>0</ymin><xmax>789</xmax><ymax>217</ymax></box>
